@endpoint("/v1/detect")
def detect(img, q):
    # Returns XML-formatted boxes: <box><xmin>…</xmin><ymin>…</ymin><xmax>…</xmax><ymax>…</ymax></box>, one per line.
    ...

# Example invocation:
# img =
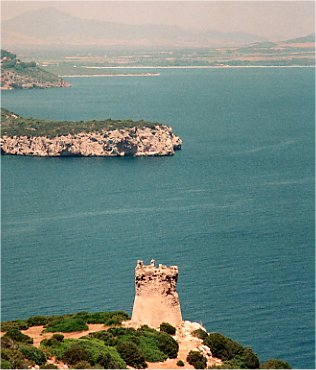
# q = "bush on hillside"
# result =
<box><xmin>138</xmin><ymin>335</ymin><xmax>167</xmax><ymax>362</ymax></box>
<box><xmin>81</xmin><ymin>331</ymin><xmax>117</xmax><ymax>346</ymax></box>
<box><xmin>177</xmin><ymin>359</ymin><xmax>185</xmax><ymax>366</ymax></box>
<box><xmin>96</xmin><ymin>351</ymin><xmax>127</xmax><ymax>369</ymax></box>
<box><xmin>203</xmin><ymin>332</ymin><xmax>243</xmax><ymax>361</ymax></box>
<box><xmin>45</xmin><ymin>317</ymin><xmax>88</xmax><ymax>333</ymax></box>
<box><xmin>19</xmin><ymin>345</ymin><xmax>47</xmax><ymax>365</ymax></box>
<box><xmin>1</xmin><ymin>348</ymin><xmax>27</xmax><ymax>369</ymax></box>
<box><xmin>116</xmin><ymin>341</ymin><xmax>147</xmax><ymax>368</ymax></box>
<box><xmin>261</xmin><ymin>358</ymin><xmax>292</xmax><ymax>369</ymax></box>
<box><xmin>62</xmin><ymin>343</ymin><xmax>93</xmax><ymax>365</ymax></box>
<box><xmin>3</xmin><ymin>329</ymin><xmax>33</xmax><ymax>344</ymax></box>
<box><xmin>1</xmin><ymin>320</ymin><xmax>29</xmax><ymax>331</ymax></box>
<box><xmin>187</xmin><ymin>350</ymin><xmax>207</xmax><ymax>369</ymax></box>
<box><xmin>157</xmin><ymin>332</ymin><xmax>179</xmax><ymax>359</ymax></box>
<box><xmin>159</xmin><ymin>322</ymin><xmax>176</xmax><ymax>335</ymax></box>
<box><xmin>26</xmin><ymin>316</ymin><xmax>49</xmax><ymax>326</ymax></box>
<box><xmin>191</xmin><ymin>328</ymin><xmax>208</xmax><ymax>340</ymax></box>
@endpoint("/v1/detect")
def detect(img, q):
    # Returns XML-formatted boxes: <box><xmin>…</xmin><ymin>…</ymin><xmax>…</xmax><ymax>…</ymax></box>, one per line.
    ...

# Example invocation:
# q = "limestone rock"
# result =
<box><xmin>0</xmin><ymin>125</ymin><xmax>182</xmax><ymax>157</ymax></box>
<box><xmin>131</xmin><ymin>260</ymin><xmax>182</xmax><ymax>328</ymax></box>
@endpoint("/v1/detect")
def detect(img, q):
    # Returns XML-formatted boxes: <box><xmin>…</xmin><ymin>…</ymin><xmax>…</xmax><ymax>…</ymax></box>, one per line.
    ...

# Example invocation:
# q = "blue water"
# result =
<box><xmin>1</xmin><ymin>68</ymin><xmax>315</xmax><ymax>368</ymax></box>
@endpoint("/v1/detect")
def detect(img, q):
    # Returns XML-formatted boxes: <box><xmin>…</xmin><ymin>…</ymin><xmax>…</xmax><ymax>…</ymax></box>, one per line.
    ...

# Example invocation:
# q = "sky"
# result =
<box><xmin>1</xmin><ymin>1</ymin><xmax>315</xmax><ymax>40</ymax></box>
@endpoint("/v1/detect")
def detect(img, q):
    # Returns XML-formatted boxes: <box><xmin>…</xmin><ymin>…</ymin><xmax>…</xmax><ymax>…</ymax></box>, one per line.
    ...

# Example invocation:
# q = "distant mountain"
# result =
<box><xmin>1</xmin><ymin>8</ymin><xmax>264</xmax><ymax>47</ymax></box>
<box><xmin>284</xmin><ymin>33</ymin><xmax>315</xmax><ymax>44</ymax></box>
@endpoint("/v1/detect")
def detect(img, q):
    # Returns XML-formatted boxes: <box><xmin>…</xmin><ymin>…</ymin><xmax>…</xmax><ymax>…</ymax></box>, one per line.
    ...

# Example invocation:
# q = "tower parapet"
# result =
<box><xmin>131</xmin><ymin>259</ymin><xmax>182</xmax><ymax>328</ymax></box>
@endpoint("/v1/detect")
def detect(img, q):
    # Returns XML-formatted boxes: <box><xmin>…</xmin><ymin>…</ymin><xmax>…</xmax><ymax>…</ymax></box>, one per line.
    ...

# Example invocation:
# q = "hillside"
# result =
<box><xmin>0</xmin><ymin>311</ymin><xmax>292</xmax><ymax>369</ymax></box>
<box><xmin>0</xmin><ymin>49</ymin><xmax>70</xmax><ymax>89</ymax></box>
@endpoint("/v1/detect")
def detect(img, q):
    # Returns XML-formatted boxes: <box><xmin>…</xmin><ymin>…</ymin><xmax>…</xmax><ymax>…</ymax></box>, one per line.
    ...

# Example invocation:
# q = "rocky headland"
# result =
<box><xmin>0</xmin><ymin>109</ymin><xmax>182</xmax><ymax>157</ymax></box>
<box><xmin>1</xmin><ymin>49</ymin><xmax>70</xmax><ymax>90</ymax></box>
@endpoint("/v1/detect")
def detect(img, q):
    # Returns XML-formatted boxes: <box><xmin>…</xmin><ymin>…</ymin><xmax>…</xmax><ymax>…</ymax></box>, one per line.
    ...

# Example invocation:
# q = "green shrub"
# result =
<box><xmin>27</xmin><ymin>316</ymin><xmax>49</xmax><ymax>326</ymax></box>
<box><xmin>62</xmin><ymin>343</ymin><xmax>93</xmax><ymax>365</ymax></box>
<box><xmin>187</xmin><ymin>350</ymin><xmax>207</xmax><ymax>369</ymax></box>
<box><xmin>3</xmin><ymin>329</ymin><xmax>33</xmax><ymax>344</ymax></box>
<box><xmin>45</xmin><ymin>317</ymin><xmax>88</xmax><ymax>332</ymax></box>
<box><xmin>261</xmin><ymin>358</ymin><xmax>292</xmax><ymax>369</ymax></box>
<box><xmin>204</xmin><ymin>333</ymin><xmax>243</xmax><ymax>361</ymax></box>
<box><xmin>51</xmin><ymin>334</ymin><xmax>64</xmax><ymax>342</ymax></box>
<box><xmin>1</xmin><ymin>321</ymin><xmax>29</xmax><ymax>331</ymax></box>
<box><xmin>116</xmin><ymin>341</ymin><xmax>147</xmax><ymax>368</ymax></box>
<box><xmin>157</xmin><ymin>332</ymin><xmax>179</xmax><ymax>359</ymax></box>
<box><xmin>160</xmin><ymin>323</ymin><xmax>176</xmax><ymax>335</ymax></box>
<box><xmin>138</xmin><ymin>336</ymin><xmax>167</xmax><ymax>362</ymax></box>
<box><xmin>242</xmin><ymin>347</ymin><xmax>260</xmax><ymax>369</ymax></box>
<box><xmin>82</xmin><ymin>331</ymin><xmax>117</xmax><ymax>346</ymax></box>
<box><xmin>1</xmin><ymin>349</ymin><xmax>27</xmax><ymax>369</ymax></box>
<box><xmin>191</xmin><ymin>328</ymin><xmax>208</xmax><ymax>340</ymax></box>
<box><xmin>19</xmin><ymin>345</ymin><xmax>47</xmax><ymax>365</ymax></box>
<box><xmin>177</xmin><ymin>359</ymin><xmax>185</xmax><ymax>366</ymax></box>
<box><xmin>96</xmin><ymin>350</ymin><xmax>127</xmax><ymax>369</ymax></box>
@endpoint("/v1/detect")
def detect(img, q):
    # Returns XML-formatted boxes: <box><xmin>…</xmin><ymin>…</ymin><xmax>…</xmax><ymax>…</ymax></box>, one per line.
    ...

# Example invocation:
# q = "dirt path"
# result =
<box><xmin>21</xmin><ymin>324</ymin><xmax>109</xmax><ymax>347</ymax></box>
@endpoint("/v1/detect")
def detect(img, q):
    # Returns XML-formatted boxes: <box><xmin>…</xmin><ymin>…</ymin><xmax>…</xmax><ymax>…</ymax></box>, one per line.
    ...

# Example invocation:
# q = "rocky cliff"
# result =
<box><xmin>0</xmin><ymin>109</ymin><xmax>182</xmax><ymax>157</ymax></box>
<box><xmin>131</xmin><ymin>260</ymin><xmax>183</xmax><ymax>327</ymax></box>
<box><xmin>1</xmin><ymin>49</ymin><xmax>70</xmax><ymax>90</ymax></box>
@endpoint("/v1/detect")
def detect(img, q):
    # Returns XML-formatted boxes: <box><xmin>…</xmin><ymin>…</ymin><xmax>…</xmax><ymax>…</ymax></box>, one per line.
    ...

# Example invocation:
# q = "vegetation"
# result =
<box><xmin>160</xmin><ymin>322</ymin><xmax>176</xmax><ymax>335</ymax></box>
<box><xmin>187</xmin><ymin>350</ymin><xmax>207</xmax><ymax>369</ymax></box>
<box><xmin>116</xmin><ymin>341</ymin><xmax>147</xmax><ymax>368</ymax></box>
<box><xmin>19</xmin><ymin>345</ymin><xmax>47</xmax><ymax>365</ymax></box>
<box><xmin>44</xmin><ymin>317</ymin><xmax>89</xmax><ymax>333</ymax></box>
<box><xmin>204</xmin><ymin>333</ymin><xmax>260</xmax><ymax>369</ymax></box>
<box><xmin>191</xmin><ymin>328</ymin><xmax>208</xmax><ymax>340</ymax></box>
<box><xmin>1</xmin><ymin>310</ymin><xmax>130</xmax><ymax>333</ymax></box>
<box><xmin>1</xmin><ymin>49</ymin><xmax>66</xmax><ymax>88</ymax></box>
<box><xmin>0</xmin><ymin>311</ymin><xmax>291</xmax><ymax>369</ymax></box>
<box><xmin>3</xmin><ymin>329</ymin><xmax>33</xmax><ymax>344</ymax></box>
<box><xmin>1</xmin><ymin>108</ymin><xmax>160</xmax><ymax>138</ymax></box>
<box><xmin>177</xmin><ymin>359</ymin><xmax>185</xmax><ymax>366</ymax></box>
<box><xmin>261</xmin><ymin>358</ymin><xmax>292</xmax><ymax>369</ymax></box>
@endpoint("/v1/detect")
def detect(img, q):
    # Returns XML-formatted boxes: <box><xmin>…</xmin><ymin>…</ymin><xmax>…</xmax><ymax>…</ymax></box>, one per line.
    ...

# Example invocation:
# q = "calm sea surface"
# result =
<box><xmin>1</xmin><ymin>68</ymin><xmax>315</xmax><ymax>368</ymax></box>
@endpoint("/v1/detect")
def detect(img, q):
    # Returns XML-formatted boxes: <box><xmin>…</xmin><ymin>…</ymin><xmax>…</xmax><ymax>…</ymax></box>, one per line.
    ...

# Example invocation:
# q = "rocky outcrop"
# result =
<box><xmin>1</xmin><ymin>69</ymin><xmax>70</xmax><ymax>89</ymax></box>
<box><xmin>0</xmin><ymin>125</ymin><xmax>182</xmax><ymax>157</ymax></box>
<box><xmin>131</xmin><ymin>260</ymin><xmax>182</xmax><ymax>328</ymax></box>
<box><xmin>1</xmin><ymin>49</ymin><xmax>70</xmax><ymax>90</ymax></box>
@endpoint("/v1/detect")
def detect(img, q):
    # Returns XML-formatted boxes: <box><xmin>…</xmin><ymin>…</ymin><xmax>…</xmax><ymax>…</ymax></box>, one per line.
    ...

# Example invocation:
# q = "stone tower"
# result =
<box><xmin>131</xmin><ymin>259</ymin><xmax>183</xmax><ymax>328</ymax></box>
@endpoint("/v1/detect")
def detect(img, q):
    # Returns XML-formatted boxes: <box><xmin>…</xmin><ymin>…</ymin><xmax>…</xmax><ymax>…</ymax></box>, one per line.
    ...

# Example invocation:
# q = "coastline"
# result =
<box><xmin>80</xmin><ymin>65</ymin><xmax>315</xmax><ymax>69</ymax></box>
<box><xmin>59</xmin><ymin>73</ymin><xmax>160</xmax><ymax>77</ymax></box>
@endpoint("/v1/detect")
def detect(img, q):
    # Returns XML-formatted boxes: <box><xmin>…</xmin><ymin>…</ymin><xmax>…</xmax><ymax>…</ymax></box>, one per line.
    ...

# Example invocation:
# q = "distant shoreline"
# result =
<box><xmin>81</xmin><ymin>65</ymin><xmax>315</xmax><ymax>69</ymax></box>
<box><xmin>59</xmin><ymin>73</ymin><xmax>160</xmax><ymax>77</ymax></box>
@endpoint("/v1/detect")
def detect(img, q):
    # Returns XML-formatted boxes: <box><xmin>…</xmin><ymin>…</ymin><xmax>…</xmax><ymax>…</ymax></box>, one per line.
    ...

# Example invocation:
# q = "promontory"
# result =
<box><xmin>1</xmin><ymin>49</ymin><xmax>69</xmax><ymax>90</ymax></box>
<box><xmin>0</xmin><ymin>109</ymin><xmax>182</xmax><ymax>157</ymax></box>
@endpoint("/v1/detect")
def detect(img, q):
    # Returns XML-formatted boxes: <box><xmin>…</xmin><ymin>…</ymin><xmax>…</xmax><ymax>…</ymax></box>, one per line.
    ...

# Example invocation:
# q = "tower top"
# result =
<box><xmin>132</xmin><ymin>259</ymin><xmax>182</xmax><ymax>327</ymax></box>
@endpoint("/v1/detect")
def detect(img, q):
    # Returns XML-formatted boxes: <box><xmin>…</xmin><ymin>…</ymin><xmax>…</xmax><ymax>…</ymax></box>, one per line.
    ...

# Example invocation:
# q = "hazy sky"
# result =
<box><xmin>1</xmin><ymin>1</ymin><xmax>315</xmax><ymax>39</ymax></box>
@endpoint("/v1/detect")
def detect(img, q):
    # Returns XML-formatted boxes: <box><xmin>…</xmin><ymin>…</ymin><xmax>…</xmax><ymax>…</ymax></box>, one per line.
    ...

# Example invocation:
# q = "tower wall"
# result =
<box><xmin>131</xmin><ymin>260</ymin><xmax>183</xmax><ymax>328</ymax></box>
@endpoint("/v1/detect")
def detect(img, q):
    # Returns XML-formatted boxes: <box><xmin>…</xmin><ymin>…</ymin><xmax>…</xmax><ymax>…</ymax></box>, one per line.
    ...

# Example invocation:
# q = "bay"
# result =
<box><xmin>1</xmin><ymin>68</ymin><xmax>315</xmax><ymax>368</ymax></box>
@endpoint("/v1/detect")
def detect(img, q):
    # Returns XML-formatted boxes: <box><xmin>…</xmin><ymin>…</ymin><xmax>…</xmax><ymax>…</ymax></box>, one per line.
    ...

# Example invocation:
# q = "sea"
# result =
<box><xmin>1</xmin><ymin>67</ymin><xmax>315</xmax><ymax>368</ymax></box>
